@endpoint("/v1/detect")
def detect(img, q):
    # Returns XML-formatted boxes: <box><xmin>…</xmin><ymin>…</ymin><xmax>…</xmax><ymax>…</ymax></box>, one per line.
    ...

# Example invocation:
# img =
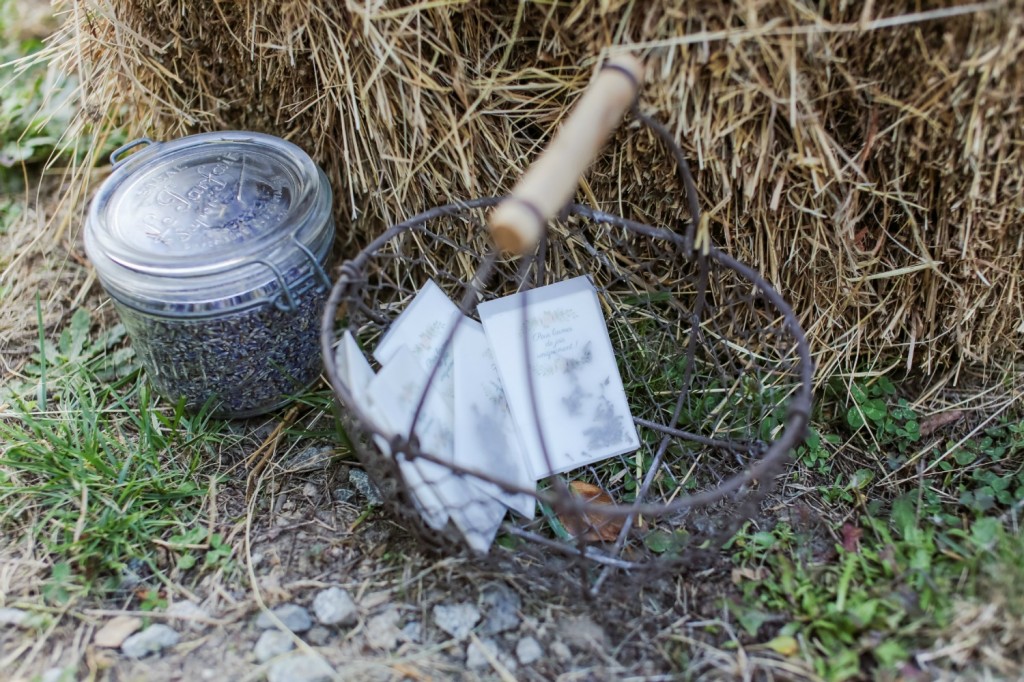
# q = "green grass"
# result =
<box><xmin>0</xmin><ymin>2</ymin><xmax>68</xmax><ymax>192</ymax></box>
<box><xmin>728</xmin><ymin>508</ymin><xmax>1019</xmax><ymax>680</ymax></box>
<box><xmin>0</xmin><ymin>308</ymin><xmax>241</xmax><ymax>601</ymax></box>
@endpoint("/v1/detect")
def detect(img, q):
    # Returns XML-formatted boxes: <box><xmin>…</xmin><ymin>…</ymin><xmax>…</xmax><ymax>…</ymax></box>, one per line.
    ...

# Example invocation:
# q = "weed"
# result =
<box><xmin>0</xmin><ymin>5</ymin><xmax>69</xmax><ymax>190</ymax></box>
<box><xmin>845</xmin><ymin>376</ymin><xmax>920</xmax><ymax>450</ymax></box>
<box><xmin>1</xmin><ymin>306</ymin><xmax>137</xmax><ymax>403</ymax></box>
<box><xmin>729</xmin><ymin>508</ymin><xmax>1018</xmax><ymax>681</ymax></box>
<box><xmin>0</xmin><ymin>0</ymin><xmax>126</xmax><ymax>194</ymax></box>
<box><xmin>168</xmin><ymin>527</ymin><xmax>235</xmax><ymax>574</ymax></box>
<box><xmin>39</xmin><ymin>561</ymin><xmax>82</xmax><ymax>606</ymax></box>
<box><xmin>725</xmin><ymin>374</ymin><xmax>1024</xmax><ymax>681</ymax></box>
<box><xmin>796</xmin><ymin>427</ymin><xmax>841</xmax><ymax>474</ymax></box>
<box><xmin>138</xmin><ymin>587</ymin><xmax>167</xmax><ymax>612</ymax></box>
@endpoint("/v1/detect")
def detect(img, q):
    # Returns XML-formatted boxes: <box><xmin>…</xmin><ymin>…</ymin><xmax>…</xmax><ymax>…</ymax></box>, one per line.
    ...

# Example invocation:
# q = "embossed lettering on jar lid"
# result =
<box><xmin>86</xmin><ymin>132</ymin><xmax>333</xmax><ymax>312</ymax></box>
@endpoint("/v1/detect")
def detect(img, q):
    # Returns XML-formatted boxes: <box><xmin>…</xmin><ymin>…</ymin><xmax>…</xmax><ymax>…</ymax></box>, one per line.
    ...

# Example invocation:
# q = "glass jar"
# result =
<box><xmin>85</xmin><ymin>133</ymin><xmax>334</xmax><ymax>418</ymax></box>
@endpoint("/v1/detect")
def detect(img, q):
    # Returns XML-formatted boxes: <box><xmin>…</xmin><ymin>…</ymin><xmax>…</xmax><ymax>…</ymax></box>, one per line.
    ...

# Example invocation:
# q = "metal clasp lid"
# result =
<box><xmin>252</xmin><ymin>235</ymin><xmax>333</xmax><ymax>313</ymax></box>
<box><xmin>110</xmin><ymin>138</ymin><xmax>158</xmax><ymax>169</ymax></box>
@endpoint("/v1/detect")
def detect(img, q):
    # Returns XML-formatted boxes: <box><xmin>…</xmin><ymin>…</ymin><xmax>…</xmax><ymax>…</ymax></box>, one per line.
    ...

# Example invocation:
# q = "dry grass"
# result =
<box><xmin>0</xmin><ymin>181</ymin><xmax>100</xmax><ymax>371</ymax></box>
<box><xmin>922</xmin><ymin>601</ymin><xmax>1024</xmax><ymax>679</ymax></box>
<box><xmin>40</xmin><ymin>0</ymin><xmax>1024</xmax><ymax>377</ymax></box>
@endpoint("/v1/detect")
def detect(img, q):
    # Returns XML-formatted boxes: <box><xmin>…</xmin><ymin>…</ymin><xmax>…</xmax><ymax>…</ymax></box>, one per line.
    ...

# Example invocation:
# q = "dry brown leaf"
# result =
<box><xmin>919</xmin><ymin>410</ymin><xmax>965</xmax><ymax>437</ymax></box>
<box><xmin>731</xmin><ymin>566</ymin><xmax>768</xmax><ymax>584</ymax></box>
<box><xmin>93</xmin><ymin>615</ymin><xmax>142</xmax><ymax>648</ymax></box>
<box><xmin>841</xmin><ymin>522</ymin><xmax>863</xmax><ymax>553</ymax></box>
<box><xmin>557</xmin><ymin>481</ymin><xmax>623</xmax><ymax>543</ymax></box>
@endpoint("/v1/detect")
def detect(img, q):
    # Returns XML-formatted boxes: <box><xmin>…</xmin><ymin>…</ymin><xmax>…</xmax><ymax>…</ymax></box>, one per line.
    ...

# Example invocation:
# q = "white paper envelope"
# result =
<box><xmin>334</xmin><ymin>330</ymin><xmax>376</xmax><ymax>411</ymax></box>
<box><xmin>374</xmin><ymin>279</ymin><xmax>464</xmax><ymax>409</ymax></box>
<box><xmin>453</xmin><ymin>321</ymin><xmax>537</xmax><ymax>519</ymax></box>
<box><xmin>366</xmin><ymin>348</ymin><xmax>450</xmax><ymax>530</ymax></box>
<box><xmin>478</xmin><ymin>275</ymin><xmax>640</xmax><ymax>478</ymax></box>
<box><xmin>367</xmin><ymin>346</ymin><xmax>505</xmax><ymax>552</ymax></box>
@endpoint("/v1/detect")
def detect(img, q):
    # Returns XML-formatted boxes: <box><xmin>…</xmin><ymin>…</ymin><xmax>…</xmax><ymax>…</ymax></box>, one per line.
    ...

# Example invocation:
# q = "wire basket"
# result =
<box><xmin>320</xmin><ymin>57</ymin><xmax>812</xmax><ymax>592</ymax></box>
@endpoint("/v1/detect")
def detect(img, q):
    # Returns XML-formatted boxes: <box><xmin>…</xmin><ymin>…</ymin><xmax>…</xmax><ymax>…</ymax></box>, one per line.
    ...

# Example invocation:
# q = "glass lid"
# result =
<box><xmin>89</xmin><ymin>132</ymin><xmax>323</xmax><ymax>277</ymax></box>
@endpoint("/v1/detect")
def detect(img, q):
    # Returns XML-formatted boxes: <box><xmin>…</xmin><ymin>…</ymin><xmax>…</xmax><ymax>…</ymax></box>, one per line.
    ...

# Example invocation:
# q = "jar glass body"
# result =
<box><xmin>113</xmin><ymin>261</ymin><xmax>329</xmax><ymax>418</ymax></box>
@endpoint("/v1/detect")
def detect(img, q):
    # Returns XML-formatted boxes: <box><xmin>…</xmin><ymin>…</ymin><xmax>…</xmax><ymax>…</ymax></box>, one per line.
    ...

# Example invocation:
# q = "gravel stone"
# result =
<box><xmin>332</xmin><ymin>488</ymin><xmax>356</xmax><ymax>504</ymax></box>
<box><xmin>118</xmin><ymin>558</ymin><xmax>147</xmax><ymax>589</ymax></box>
<box><xmin>256</xmin><ymin>604</ymin><xmax>313</xmax><ymax>633</ymax></box>
<box><xmin>166</xmin><ymin>600</ymin><xmax>209</xmax><ymax>632</ymax></box>
<box><xmin>432</xmin><ymin>603</ymin><xmax>481</xmax><ymax>641</ymax></box>
<box><xmin>551</xmin><ymin>640</ymin><xmax>572</xmax><ymax>662</ymax></box>
<box><xmin>266</xmin><ymin>655</ymin><xmax>334</xmax><ymax>682</ymax></box>
<box><xmin>562</xmin><ymin>615</ymin><xmax>608</xmax><ymax>651</ymax></box>
<box><xmin>121</xmin><ymin>624</ymin><xmax>180</xmax><ymax>658</ymax></box>
<box><xmin>400</xmin><ymin>621</ymin><xmax>421</xmax><ymax>643</ymax></box>
<box><xmin>312</xmin><ymin>587</ymin><xmax>357</xmax><ymax>627</ymax></box>
<box><xmin>0</xmin><ymin>607</ymin><xmax>27</xmax><ymax>628</ymax></box>
<box><xmin>466</xmin><ymin>638</ymin><xmax>499</xmax><ymax>669</ymax></box>
<box><xmin>365</xmin><ymin>608</ymin><xmax>401</xmax><ymax>650</ymax></box>
<box><xmin>349</xmin><ymin>469</ymin><xmax>382</xmax><ymax>506</ymax></box>
<box><xmin>40</xmin><ymin>667</ymin><xmax>75</xmax><ymax>682</ymax></box>
<box><xmin>479</xmin><ymin>583</ymin><xmax>521</xmax><ymax>635</ymax></box>
<box><xmin>94</xmin><ymin>616</ymin><xmax>142</xmax><ymax>648</ymax></box>
<box><xmin>254</xmin><ymin>629</ymin><xmax>294</xmax><ymax>663</ymax></box>
<box><xmin>516</xmin><ymin>636</ymin><xmax>543</xmax><ymax>665</ymax></box>
<box><xmin>287</xmin><ymin>445</ymin><xmax>334</xmax><ymax>472</ymax></box>
<box><xmin>305</xmin><ymin>625</ymin><xmax>331</xmax><ymax>646</ymax></box>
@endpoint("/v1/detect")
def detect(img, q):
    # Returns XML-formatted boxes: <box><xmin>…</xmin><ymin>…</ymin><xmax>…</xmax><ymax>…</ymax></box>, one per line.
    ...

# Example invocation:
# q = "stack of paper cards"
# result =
<box><xmin>367</xmin><ymin>281</ymin><xmax>515</xmax><ymax>552</ymax></box>
<box><xmin>368</xmin><ymin>346</ymin><xmax>505</xmax><ymax>552</ymax></box>
<box><xmin>374</xmin><ymin>280</ymin><xmax>460</xmax><ymax>407</ymax></box>
<box><xmin>333</xmin><ymin>331</ymin><xmax>447</xmax><ymax>529</ymax></box>
<box><xmin>336</xmin><ymin>275</ymin><xmax>638</xmax><ymax>553</ymax></box>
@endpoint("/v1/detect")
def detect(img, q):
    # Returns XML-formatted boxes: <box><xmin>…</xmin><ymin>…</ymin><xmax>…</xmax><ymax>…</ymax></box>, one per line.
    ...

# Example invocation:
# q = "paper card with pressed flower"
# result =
<box><xmin>374</xmin><ymin>278</ymin><xmax>465</xmax><ymax>409</ymax></box>
<box><xmin>365</xmin><ymin>346</ymin><xmax>450</xmax><ymax>531</ymax></box>
<box><xmin>478</xmin><ymin>275</ymin><xmax>639</xmax><ymax>478</ymax></box>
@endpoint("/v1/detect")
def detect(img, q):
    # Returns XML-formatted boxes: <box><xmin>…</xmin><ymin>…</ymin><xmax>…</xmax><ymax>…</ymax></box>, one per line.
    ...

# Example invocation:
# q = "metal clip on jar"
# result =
<box><xmin>85</xmin><ymin>133</ymin><xmax>334</xmax><ymax>418</ymax></box>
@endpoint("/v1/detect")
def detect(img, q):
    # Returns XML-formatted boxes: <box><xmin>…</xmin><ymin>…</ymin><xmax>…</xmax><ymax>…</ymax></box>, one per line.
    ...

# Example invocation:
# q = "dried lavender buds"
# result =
<box><xmin>117</xmin><ymin>282</ymin><xmax>327</xmax><ymax>417</ymax></box>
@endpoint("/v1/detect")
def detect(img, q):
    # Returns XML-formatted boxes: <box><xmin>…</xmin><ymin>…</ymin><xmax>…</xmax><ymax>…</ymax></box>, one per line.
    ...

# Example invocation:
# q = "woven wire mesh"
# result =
<box><xmin>320</xmin><ymin>112</ymin><xmax>812</xmax><ymax>591</ymax></box>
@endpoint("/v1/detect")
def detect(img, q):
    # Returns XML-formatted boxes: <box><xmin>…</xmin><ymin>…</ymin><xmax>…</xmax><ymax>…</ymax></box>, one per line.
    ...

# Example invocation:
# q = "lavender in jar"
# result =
<box><xmin>85</xmin><ymin>133</ymin><xmax>334</xmax><ymax>418</ymax></box>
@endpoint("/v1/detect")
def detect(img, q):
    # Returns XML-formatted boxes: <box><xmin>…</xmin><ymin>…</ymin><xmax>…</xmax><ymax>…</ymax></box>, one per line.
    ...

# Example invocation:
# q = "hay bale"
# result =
<box><xmin>50</xmin><ymin>0</ymin><xmax>1024</xmax><ymax>373</ymax></box>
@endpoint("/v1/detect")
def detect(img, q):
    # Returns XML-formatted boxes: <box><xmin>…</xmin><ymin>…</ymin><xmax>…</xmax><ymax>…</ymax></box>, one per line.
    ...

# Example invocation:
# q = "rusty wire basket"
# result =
<box><xmin>320</xmin><ymin>56</ymin><xmax>812</xmax><ymax>592</ymax></box>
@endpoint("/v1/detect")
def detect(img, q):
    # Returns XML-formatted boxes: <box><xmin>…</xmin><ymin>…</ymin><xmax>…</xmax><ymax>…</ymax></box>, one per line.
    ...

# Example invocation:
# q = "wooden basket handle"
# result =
<box><xmin>488</xmin><ymin>55</ymin><xmax>644</xmax><ymax>254</ymax></box>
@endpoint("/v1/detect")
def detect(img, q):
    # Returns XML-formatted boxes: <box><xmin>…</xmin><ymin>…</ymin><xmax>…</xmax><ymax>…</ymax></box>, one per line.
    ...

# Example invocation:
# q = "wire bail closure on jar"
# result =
<box><xmin>254</xmin><ymin>235</ymin><xmax>333</xmax><ymax>312</ymax></box>
<box><xmin>87</xmin><ymin>130</ymin><xmax>335</xmax><ymax>317</ymax></box>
